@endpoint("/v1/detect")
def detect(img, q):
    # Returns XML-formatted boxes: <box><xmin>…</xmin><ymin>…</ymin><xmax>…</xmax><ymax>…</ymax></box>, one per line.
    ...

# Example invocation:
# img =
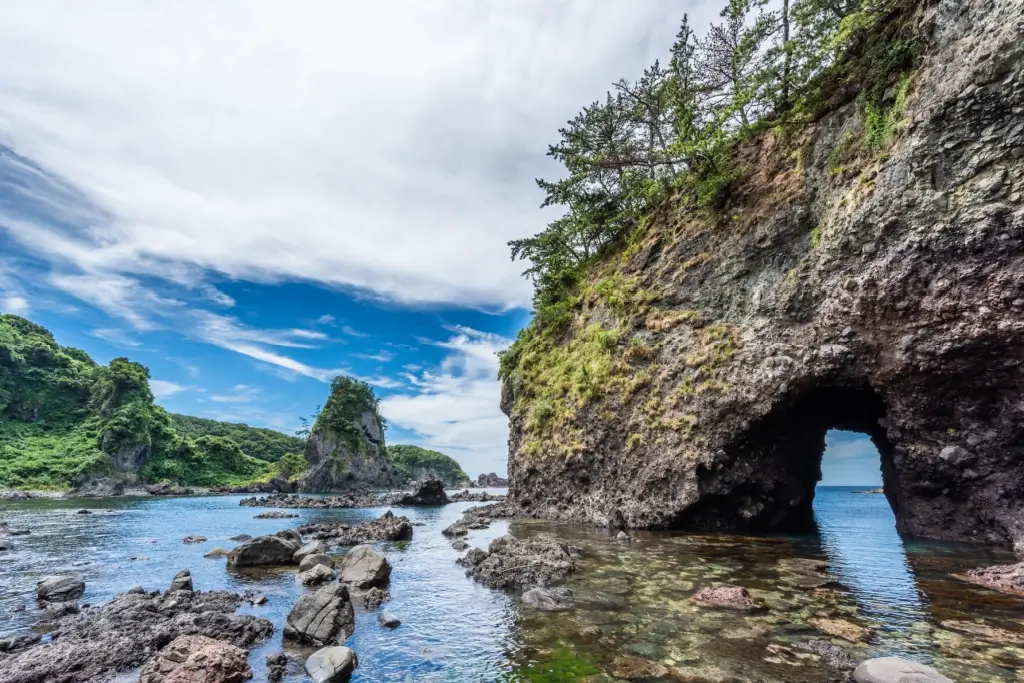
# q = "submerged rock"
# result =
<box><xmin>809</xmin><ymin>617</ymin><xmax>869</xmax><ymax>642</ymax></box>
<box><xmin>226</xmin><ymin>535</ymin><xmax>299</xmax><ymax>567</ymax></box>
<box><xmin>36</xmin><ymin>576</ymin><xmax>85</xmax><ymax>603</ymax></box>
<box><xmin>304</xmin><ymin>646</ymin><xmax>358</xmax><ymax>683</ymax></box>
<box><xmin>852</xmin><ymin>657</ymin><xmax>953</xmax><ymax>683</ymax></box>
<box><xmin>521</xmin><ymin>587</ymin><xmax>574</xmax><ymax>611</ymax></box>
<box><xmin>284</xmin><ymin>583</ymin><xmax>356</xmax><ymax>647</ymax></box>
<box><xmin>299</xmin><ymin>511</ymin><xmax>412</xmax><ymax>546</ymax></box>
<box><xmin>182</xmin><ymin>536</ymin><xmax>207</xmax><ymax>544</ymax></box>
<box><xmin>240</xmin><ymin>491</ymin><xmax>382</xmax><ymax>510</ymax></box>
<box><xmin>0</xmin><ymin>584</ymin><xmax>272</xmax><ymax>683</ymax></box>
<box><xmin>954</xmin><ymin>561</ymin><xmax>1024</xmax><ymax>597</ymax></box>
<box><xmin>339</xmin><ymin>545</ymin><xmax>391</xmax><ymax>588</ymax></box>
<box><xmin>467</xmin><ymin>534</ymin><xmax>575</xmax><ymax>590</ymax></box>
<box><xmin>255</xmin><ymin>510</ymin><xmax>299</xmax><ymax>519</ymax></box>
<box><xmin>138</xmin><ymin>634</ymin><xmax>251</xmax><ymax>683</ymax></box>
<box><xmin>204</xmin><ymin>548</ymin><xmax>229</xmax><ymax>559</ymax></box>
<box><xmin>692</xmin><ymin>586</ymin><xmax>755</xmax><ymax>611</ymax></box>
<box><xmin>793</xmin><ymin>641</ymin><xmax>856</xmax><ymax>670</ymax></box>
<box><xmin>265</xmin><ymin>652</ymin><xmax>289</xmax><ymax>683</ymax></box>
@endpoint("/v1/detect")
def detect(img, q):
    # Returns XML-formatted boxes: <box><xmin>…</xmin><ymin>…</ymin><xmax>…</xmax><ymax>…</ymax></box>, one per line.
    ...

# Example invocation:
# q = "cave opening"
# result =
<box><xmin>676</xmin><ymin>384</ymin><xmax>903</xmax><ymax>533</ymax></box>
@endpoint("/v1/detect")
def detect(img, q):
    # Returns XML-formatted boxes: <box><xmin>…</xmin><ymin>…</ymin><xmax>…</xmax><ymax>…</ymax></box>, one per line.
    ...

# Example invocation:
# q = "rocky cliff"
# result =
<box><xmin>502</xmin><ymin>0</ymin><xmax>1024</xmax><ymax>549</ymax></box>
<box><xmin>299</xmin><ymin>376</ymin><xmax>401</xmax><ymax>491</ymax></box>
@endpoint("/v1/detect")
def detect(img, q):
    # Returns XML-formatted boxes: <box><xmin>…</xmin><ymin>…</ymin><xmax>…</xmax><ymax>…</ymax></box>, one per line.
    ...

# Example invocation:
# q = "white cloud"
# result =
<box><xmin>210</xmin><ymin>384</ymin><xmax>260</xmax><ymax>403</ymax></box>
<box><xmin>381</xmin><ymin>326</ymin><xmax>511</xmax><ymax>476</ymax></box>
<box><xmin>1</xmin><ymin>295</ymin><xmax>30</xmax><ymax>315</ymax></box>
<box><xmin>0</xmin><ymin>0</ymin><xmax>699</xmax><ymax>310</ymax></box>
<box><xmin>356</xmin><ymin>350</ymin><xmax>394</xmax><ymax>363</ymax></box>
<box><xmin>200</xmin><ymin>285</ymin><xmax>235</xmax><ymax>308</ymax></box>
<box><xmin>150</xmin><ymin>379</ymin><xmax>186</xmax><ymax>399</ymax></box>
<box><xmin>89</xmin><ymin>327</ymin><xmax>141</xmax><ymax>347</ymax></box>
<box><xmin>317</xmin><ymin>314</ymin><xmax>335</xmax><ymax>325</ymax></box>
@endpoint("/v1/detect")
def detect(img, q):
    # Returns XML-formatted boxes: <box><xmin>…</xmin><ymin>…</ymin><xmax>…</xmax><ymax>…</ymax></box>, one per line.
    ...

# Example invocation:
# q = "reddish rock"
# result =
<box><xmin>139</xmin><ymin>635</ymin><xmax>251</xmax><ymax>683</ymax></box>
<box><xmin>692</xmin><ymin>586</ymin><xmax>755</xmax><ymax>610</ymax></box>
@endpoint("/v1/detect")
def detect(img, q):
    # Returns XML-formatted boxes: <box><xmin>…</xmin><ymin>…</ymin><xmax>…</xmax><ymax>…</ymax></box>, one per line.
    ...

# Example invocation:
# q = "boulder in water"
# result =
<box><xmin>852</xmin><ymin>657</ymin><xmax>953</xmax><ymax>683</ymax></box>
<box><xmin>296</xmin><ymin>564</ymin><xmax>336</xmax><ymax>586</ymax></box>
<box><xmin>36</xmin><ymin>576</ymin><xmax>85</xmax><ymax>603</ymax></box>
<box><xmin>182</xmin><ymin>536</ymin><xmax>207</xmax><ymax>544</ymax></box>
<box><xmin>299</xmin><ymin>511</ymin><xmax>412</xmax><ymax>546</ymax></box>
<box><xmin>339</xmin><ymin>545</ymin><xmax>391</xmax><ymax>588</ymax></box>
<box><xmin>265</xmin><ymin>652</ymin><xmax>289</xmax><ymax>683</ymax></box>
<box><xmin>204</xmin><ymin>548</ymin><xmax>229</xmax><ymax>558</ymax></box>
<box><xmin>294</xmin><ymin>540</ymin><xmax>328</xmax><ymax>563</ymax></box>
<box><xmin>284</xmin><ymin>583</ymin><xmax>356</xmax><ymax>647</ymax></box>
<box><xmin>362</xmin><ymin>587</ymin><xmax>390</xmax><ymax>609</ymax></box>
<box><xmin>378</xmin><ymin>612</ymin><xmax>400</xmax><ymax>628</ymax></box>
<box><xmin>138</xmin><ymin>634</ymin><xmax>251</xmax><ymax>683</ymax></box>
<box><xmin>467</xmin><ymin>534</ymin><xmax>574</xmax><ymax>590</ymax></box>
<box><xmin>304</xmin><ymin>646</ymin><xmax>358</xmax><ymax>683</ymax></box>
<box><xmin>387</xmin><ymin>477</ymin><xmax>448</xmax><ymax>506</ymax></box>
<box><xmin>275</xmin><ymin>528</ymin><xmax>303</xmax><ymax>546</ymax></box>
<box><xmin>299</xmin><ymin>553</ymin><xmax>334</xmax><ymax>572</ymax></box>
<box><xmin>227</xmin><ymin>535</ymin><xmax>299</xmax><ymax>567</ymax></box>
<box><xmin>169</xmin><ymin>570</ymin><xmax>193</xmax><ymax>592</ymax></box>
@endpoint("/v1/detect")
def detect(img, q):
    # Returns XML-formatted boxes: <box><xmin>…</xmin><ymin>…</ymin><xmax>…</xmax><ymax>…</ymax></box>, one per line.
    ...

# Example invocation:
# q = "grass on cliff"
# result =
<box><xmin>0</xmin><ymin>421</ymin><xmax>107</xmax><ymax>490</ymax></box>
<box><xmin>141</xmin><ymin>435</ymin><xmax>278</xmax><ymax>488</ymax></box>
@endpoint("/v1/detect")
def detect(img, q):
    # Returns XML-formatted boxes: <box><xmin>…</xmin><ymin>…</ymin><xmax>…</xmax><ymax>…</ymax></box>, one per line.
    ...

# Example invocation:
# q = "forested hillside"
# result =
<box><xmin>0</xmin><ymin>314</ymin><xmax>296</xmax><ymax>489</ymax></box>
<box><xmin>388</xmin><ymin>444</ymin><xmax>470</xmax><ymax>486</ymax></box>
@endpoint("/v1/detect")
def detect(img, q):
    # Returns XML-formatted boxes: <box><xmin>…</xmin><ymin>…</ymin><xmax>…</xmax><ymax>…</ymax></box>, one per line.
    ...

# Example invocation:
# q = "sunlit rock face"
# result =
<box><xmin>503</xmin><ymin>0</ymin><xmax>1024</xmax><ymax>549</ymax></box>
<box><xmin>298</xmin><ymin>378</ymin><xmax>401</xmax><ymax>492</ymax></box>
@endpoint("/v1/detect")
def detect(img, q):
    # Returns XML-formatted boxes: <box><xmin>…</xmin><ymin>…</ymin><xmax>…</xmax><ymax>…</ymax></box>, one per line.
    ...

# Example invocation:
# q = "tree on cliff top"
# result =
<box><xmin>312</xmin><ymin>376</ymin><xmax>388</xmax><ymax>453</ymax></box>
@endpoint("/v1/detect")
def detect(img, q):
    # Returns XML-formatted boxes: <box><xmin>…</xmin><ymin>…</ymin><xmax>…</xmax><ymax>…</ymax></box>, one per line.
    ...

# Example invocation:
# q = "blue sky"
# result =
<box><xmin>820</xmin><ymin>430</ymin><xmax>883</xmax><ymax>487</ymax></box>
<box><xmin>0</xmin><ymin>1</ymin><xmax>884</xmax><ymax>483</ymax></box>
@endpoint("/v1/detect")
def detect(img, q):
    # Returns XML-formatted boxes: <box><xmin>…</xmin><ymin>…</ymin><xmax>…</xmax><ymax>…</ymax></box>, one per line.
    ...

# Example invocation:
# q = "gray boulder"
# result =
<box><xmin>521</xmin><ymin>587</ymin><xmax>574</xmax><ymax>611</ymax></box>
<box><xmin>294</xmin><ymin>540</ymin><xmax>328</xmax><ymax>563</ymax></box>
<box><xmin>204</xmin><ymin>548</ymin><xmax>228</xmax><ymax>558</ymax></box>
<box><xmin>339</xmin><ymin>545</ymin><xmax>391</xmax><ymax>588</ymax></box>
<box><xmin>36</xmin><ymin>576</ymin><xmax>85</xmax><ymax>603</ymax></box>
<box><xmin>296</xmin><ymin>564</ymin><xmax>336</xmax><ymax>586</ymax></box>
<box><xmin>299</xmin><ymin>553</ymin><xmax>334</xmax><ymax>572</ymax></box>
<box><xmin>284</xmin><ymin>583</ymin><xmax>355</xmax><ymax>646</ymax></box>
<box><xmin>169</xmin><ymin>569</ymin><xmax>193</xmax><ymax>592</ymax></box>
<box><xmin>852</xmin><ymin>658</ymin><xmax>954</xmax><ymax>683</ymax></box>
<box><xmin>227</xmin><ymin>535</ymin><xmax>299</xmax><ymax>567</ymax></box>
<box><xmin>275</xmin><ymin>529</ymin><xmax>303</xmax><ymax>546</ymax></box>
<box><xmin>378</xmin><ymin>612</ymin><xmax>400</xmax><ymax>628</ymax></box>
<box><xmin>304</xmin><ymin>646</ymin><xmax>358</xmax><ymax>683</ymax></box>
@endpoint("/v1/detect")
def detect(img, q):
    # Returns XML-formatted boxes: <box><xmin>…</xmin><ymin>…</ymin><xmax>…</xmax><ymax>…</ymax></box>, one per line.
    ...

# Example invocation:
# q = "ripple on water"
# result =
<box><xmin>2</xmin><ymin>488</ymin><xmax>1023</xmax><ymax>682</ymax></box>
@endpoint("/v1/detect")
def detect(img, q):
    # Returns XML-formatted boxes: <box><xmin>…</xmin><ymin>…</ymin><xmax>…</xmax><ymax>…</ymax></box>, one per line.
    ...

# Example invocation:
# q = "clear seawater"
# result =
<box><xmin>1</xmin><ymin>487</ymin><xmax>1022</xmax><ymax>682</ymax></box>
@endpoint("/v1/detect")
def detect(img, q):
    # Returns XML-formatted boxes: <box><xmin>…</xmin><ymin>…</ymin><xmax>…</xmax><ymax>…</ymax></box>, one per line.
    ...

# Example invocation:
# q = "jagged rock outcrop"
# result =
<box><xmin>298</xmin><ymin>511</ymin><xmax>413</xmax><ymax>546</ymax></box>
<box><xmin>475</xmin><ymin>473</ymin><xmax>508</xmax><ymax>487</ymax></box>
<box><xmin>298</xmin><ymin>377</ymin><xmax>401</xmax><ymax>492</ymax></box>
<box><xmin>502</xmin><ymin>0</ymin><xmax>1024</xmax><ymax>549</ymax></box>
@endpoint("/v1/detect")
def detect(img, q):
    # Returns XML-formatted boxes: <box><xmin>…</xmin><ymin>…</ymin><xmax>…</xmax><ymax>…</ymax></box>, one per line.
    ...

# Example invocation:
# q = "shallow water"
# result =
<box><xmin>1</xmin><ymin>487</ymin><xmax>1022</xmax><ymax>682</ymax></box>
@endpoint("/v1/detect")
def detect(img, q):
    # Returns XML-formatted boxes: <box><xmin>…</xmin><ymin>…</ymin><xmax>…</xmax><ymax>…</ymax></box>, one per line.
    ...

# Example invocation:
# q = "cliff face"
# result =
<box><xmin>503</xmin><ymin>0</ymin><xmax>1024</xmax><ymax>548</ymax></box>
<box><xmin>298</xmin><ymin>377</ymin><xmax>401</xmax><ymax>491</ymax></box>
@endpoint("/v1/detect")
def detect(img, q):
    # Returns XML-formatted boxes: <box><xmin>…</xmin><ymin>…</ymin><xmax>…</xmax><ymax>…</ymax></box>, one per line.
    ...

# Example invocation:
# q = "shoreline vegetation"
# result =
<box><xmin>0</xmin><ymin>314</ymin><xmax>483</xmax><ymax>495</ymax></box>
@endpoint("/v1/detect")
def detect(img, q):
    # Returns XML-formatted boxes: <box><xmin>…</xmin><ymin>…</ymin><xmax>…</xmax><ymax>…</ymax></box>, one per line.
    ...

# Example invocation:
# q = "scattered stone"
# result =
<box><xmin>304</xmin><ymin>646</ymin><xmax>358</xmax><ymax>683</ymax></box>
<box><xmin>442</xmin><ymin>521</ymin><xmax>468</xmax><ymax>537</ymax></box>
<box><xmin>810</xmin><ymin>617</ymin><xmax>869</xmax><ymax>642</ymax></box>
<box><xmin>299</xmin><ymin>553</ymin><xmax>334</xmax><ymax>572</ymax></box>
<box><xmin>169</xmin><ymin>570</ymin><xmax>194</xmax><ymax>592</ymax></box>
<box><xmin>457</xmin><ymin>547</ymin><xmax>489</xmax><ymax>568</ymax></box>
<box><xmin>941</xmin><ymin>619</ymin><xmax>1024</xmax><ymax>645</ymax></box>
<box><xmin>521</xmin><ymin>587</ymin><xmax>574</xmax><ymax>611</ymax></box>
<box><xmin>362</xmin><ymin>588</ymin><xmax>390</xmax><ymax>609</ymax></box>
<box><xmin>299</xmin><ymin>511</ymin><xmax>413</xmax><ymax>546</ymax></box>
<box><xmin>41</xmin><ymin>601</ymin><xmax>80</xmax><ymax>621</ymax></box>
<box><xmin>138</xmin><ymin>634</ymin><xmax>251</xmax><ymax>683</ymax></box>
<box><xmin>852</xmin><ymin>657</ymin><xmax>953</xmax><ymax>683</ymax></box>
<box><xmin>266</xmin><ymin>651</ymin><xmax>289</xmax><ymax>683</ymax></box>
<box><xmin>794</xmin><ymin>641</ymin><xmax>856</xmax><ymax>670</ymax></box>
<box><xmin>614</xmin><ymin>530</ymin><xmax>631</xmax><ymax>542</ymax></box>
<box><xmin>467</xmin><ymin>534</ymin><xmax>575</xmax><ymax>590</ymax></box>
<box><xmin>182</xmin><ymin>536</ymin><xmax>207</xmax><ymax>544</ymax></box>
<box><xmin>0</xmin><ymin>634</ymin><xmax>41</xmax><ymax>654</ymax></box>
<box><xmin>227</xmin><ymin>535</ymin><xmax>299</xmax><ymax>567</ymax></box>
<box><xmin>0</xmin><ymin>585</ymin><xmax>272</xmax><ymax>683</ymax></box>
<box><xmin>692</xmin><ymin>586</ymin><xmax>755</xmax><ymax>610</ymax></box>
<box><xmin>144</xmin><ymin>483</ymin><xmax>194</xmax><ymax>497</ymax></box>
<box><xmin>284</xmin><ymin>583</ymin><xmax>356</xmax><ymax>646</ymax></box>
<box><xmin>386</xmin><ymin>477</ymin><xmax>448</xmax><ymax>506</ymax></box>
<box><xmin>452</xmin><ymin>540</ymin><xmax>469</xmax><ymax>551</ymax></box>
<box><xmin>378</xmin><ymin>612</ymin><xmax>401</xmax><ymax>628</ymax></box>
<box><xmin>240</xmin><ymin>491</ymin><xmax>381</xmax><ymax>510</ymax></box>
<box><xmin>296</xmin><ymin>564</ymin><xmax>336</xmax><ymax>586</ymax></box>
<box><xmin>448</xmin><ymin>490</ymin><xmax>506</xmax><ymax>503</ymax></box>
<box><xmin>249</xmin><ymin>594</ymin><xmax>268</xmax><ymax>606</ymax></box>
<box><xmin>255</xmin><ymin>510</ymin><xmax>299</xmax><ymax>519</ymax></box>
<box><xmin>954</xmin><ymin>561</ymin><xmax>1024</xmax><ymax>597</ymax></box>
<box><xmin>609</xmin><ymin>656</ymin><xmax>669</xmax><ymax>679</ymax></box>
<box><xmin>204</xmin><ymin>548</ymin><xmax>229</xmax><ymax>558</ymax></box>
<box><xmin>36</xmin><ymin>575</ymin><xmax>85</xmax><ymax>603</ymax></box>
<box><xmin>293</xmin><ymin>540</ymin><xmax>328</xmax><ymax>563</ymax></box>
<box><xmin>76</xmin><ymin>509</ymin><xmax>92</xmax><ymax>515</ymax></box>
<box><xmin>339</xmin><ymin>545</ymin><xmax>391</xmax><ymax>588</ymax></box>
<box><xmin>228</xmin><ymin>534</ymin><xmax>251</xmax><ymax>542</ymax></box>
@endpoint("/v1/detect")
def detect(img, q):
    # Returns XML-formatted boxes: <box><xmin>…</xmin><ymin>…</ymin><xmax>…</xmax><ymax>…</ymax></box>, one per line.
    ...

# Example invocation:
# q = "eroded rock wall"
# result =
<box><xmin>503</xmin><ymin>0</ymin><xmax>1024</xmax><ymax>548</ymax></box>
<box><xmin>299</xmin><ymin>410</ymin><xmax>400</xmax><ymax>492</ymax></box>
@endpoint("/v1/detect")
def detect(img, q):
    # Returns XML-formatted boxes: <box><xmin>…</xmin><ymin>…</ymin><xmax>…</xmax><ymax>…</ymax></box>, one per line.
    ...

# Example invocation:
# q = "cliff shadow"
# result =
<box><xmin>674</xmin><ymin>383</ymin><xmax>902</xmax><ymax>533</ymax></box>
